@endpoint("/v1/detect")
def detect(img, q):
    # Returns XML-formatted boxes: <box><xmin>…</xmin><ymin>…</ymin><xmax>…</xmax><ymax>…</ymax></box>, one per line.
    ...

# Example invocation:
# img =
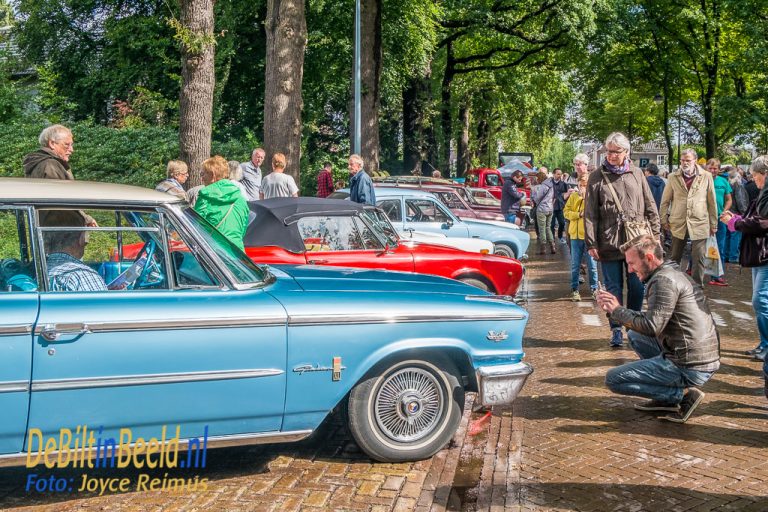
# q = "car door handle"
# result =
<box><xmin>40</xmin><ymin>323</ymin><xmax>91</xmax><ymax>342</ymax></box>
<box><xmin>308</xmin><ymin>259</ymin><xmax>328</xmax><ymax>265</ymax></box>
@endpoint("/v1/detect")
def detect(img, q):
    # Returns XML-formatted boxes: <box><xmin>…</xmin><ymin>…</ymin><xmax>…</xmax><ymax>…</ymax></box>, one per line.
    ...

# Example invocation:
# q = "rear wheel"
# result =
<box><xmin>347</xmin><ymin>359</ymin><xmax>463</xmax><ymax>462</ymax></box>
<box><xmin>493</xmin><ymin>243</ymin><xmax>516</xmax><ymax>258</ymax></box>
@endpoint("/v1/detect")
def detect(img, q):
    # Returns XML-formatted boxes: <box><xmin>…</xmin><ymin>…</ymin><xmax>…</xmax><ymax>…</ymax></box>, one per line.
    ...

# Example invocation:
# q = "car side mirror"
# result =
<box><xmin>442</xmin><ymin>219</ymin><xmax>453</xmax><ymax>229</ymax></box>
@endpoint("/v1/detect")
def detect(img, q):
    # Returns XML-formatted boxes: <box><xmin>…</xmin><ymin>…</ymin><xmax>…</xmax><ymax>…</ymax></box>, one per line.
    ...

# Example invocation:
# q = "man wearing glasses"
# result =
<box><xmin>23</xmin><ymin>124</ymin><xmax>76</xmax><ymax>180</ymax></box>
<box><xmin>659</xmin><ymin>148</ymin><xmax>717</xmax><ymax>288</ymax></box>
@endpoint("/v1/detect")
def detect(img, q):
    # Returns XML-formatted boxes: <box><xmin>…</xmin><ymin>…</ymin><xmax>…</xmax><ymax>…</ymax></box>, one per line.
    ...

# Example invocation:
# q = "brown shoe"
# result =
<box><xmin>550</xmin><ymin>242</ymin><xmax>557</xmax><ymax>254</ymax></box>
<box><xmin>538</xmin><ymin>244</ymin><xmax>546</xmax><ymax>255</ymax></box>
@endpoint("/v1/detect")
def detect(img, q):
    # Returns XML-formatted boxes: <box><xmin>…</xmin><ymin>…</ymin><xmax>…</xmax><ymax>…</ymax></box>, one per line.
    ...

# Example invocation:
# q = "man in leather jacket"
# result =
<box><xmin>597</xmin><ymin>234</ymin><xmax>720</xmax><ymax>423</ymax></box>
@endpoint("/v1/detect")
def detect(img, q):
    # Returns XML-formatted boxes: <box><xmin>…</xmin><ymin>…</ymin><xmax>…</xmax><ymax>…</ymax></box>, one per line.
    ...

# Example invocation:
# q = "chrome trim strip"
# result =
<box><xmin>0</xmin><ymin>429</ymin><xmax>313</xmax><ymax>468</ymax></box>
<box><xmin>289</xmin><ymin>312</ymin><xmax>525</xmax><ymax>326</ymax></box>
<box><xmin>0</xmin><ymin>381</ymin><xmax>29</xmax><ymax>393</ymax></box>
<box><xmin>33</xmin><ymin>316</ymin><xmax>286</xmax><ymax>335</ymax></box>
<box><xmin>0</xmin><ymin>324</ymin><xmax>32</xmax><ymax>336</ymax></box>
<box><xmin>465</xmin><ymin>294</ymin><xmax>516</xmax><ymax>304</ymax></box>
<box><xmin>32</xmin><ymin>369</ymin><xmax>283</xmax><ymax>391</ymax></box>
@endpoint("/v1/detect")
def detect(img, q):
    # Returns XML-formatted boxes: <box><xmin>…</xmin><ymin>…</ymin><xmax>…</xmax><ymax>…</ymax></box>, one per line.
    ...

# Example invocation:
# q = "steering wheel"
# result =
<box><xmin>129</xmin><ymin>240</ymin><xmax>162</xmax><ymax>290</ymax></box>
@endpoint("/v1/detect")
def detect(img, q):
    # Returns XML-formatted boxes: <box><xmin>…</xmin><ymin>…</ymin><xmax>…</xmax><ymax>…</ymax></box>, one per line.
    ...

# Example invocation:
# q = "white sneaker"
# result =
<box><xmin>571</xmin><ymin>290</ymin><xmax>581</xmax><ymax>302</ymax></box>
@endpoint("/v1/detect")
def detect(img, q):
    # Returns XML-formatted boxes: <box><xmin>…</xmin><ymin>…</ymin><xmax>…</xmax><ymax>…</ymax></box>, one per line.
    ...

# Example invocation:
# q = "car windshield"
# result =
<box><xmin>182</xmin><ymin>207</ymin><xmax>266</xmax><ymax>285</ymax></box>
<box><xmin>362</xmin><ymin>209</ymin><xmax>400</xmax><ymax>246</ymax></box>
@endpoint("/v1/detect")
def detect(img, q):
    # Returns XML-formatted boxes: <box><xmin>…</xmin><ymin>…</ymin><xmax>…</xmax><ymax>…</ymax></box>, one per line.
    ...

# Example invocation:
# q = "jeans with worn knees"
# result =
<box><xmin>605</xmin><ymin>330</ymin><xmax>714</xmax><ymax>404</ymax></box>
<box><xmin>570</xmin><ymin>239</ymin><xmax>597</xmax><ymax>291</ymax></box>
<box><xmin>600</xmin><ymin>259</ymin><xmax>644</xmax><ymax>329</ymax></box>
<box><xmin>753</xmin><ymin>265</ymin><xmax>768</xmax><ymax>349</ymax></box>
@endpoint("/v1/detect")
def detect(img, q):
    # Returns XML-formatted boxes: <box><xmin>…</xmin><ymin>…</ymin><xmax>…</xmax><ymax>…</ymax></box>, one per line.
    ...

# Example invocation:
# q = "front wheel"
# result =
<box><xmin>458</xmin><ymin>277</ymin><xmax>491</xmax><ymax>292</ymax></box>
<box><xmin>347</xmin><ymin>359</ymin><xmax>464</xmax><ymax>462</ymax></box>
<box><xmin>493</xmin><ymin>243</ymin><xmax>516</xmax><ymax>258</ymax></box>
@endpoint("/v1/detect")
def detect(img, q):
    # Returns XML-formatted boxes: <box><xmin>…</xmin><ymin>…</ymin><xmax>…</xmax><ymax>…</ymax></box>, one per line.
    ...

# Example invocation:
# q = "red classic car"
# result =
<box><xmin>243</xmin><ymin>198</ymin><xmax>524</xmax><ymax>296</ymax></box>
<box><xmin>464</xmin><ymin>168</ymin><xmax>503</xmax><ymax>199</ymax></box>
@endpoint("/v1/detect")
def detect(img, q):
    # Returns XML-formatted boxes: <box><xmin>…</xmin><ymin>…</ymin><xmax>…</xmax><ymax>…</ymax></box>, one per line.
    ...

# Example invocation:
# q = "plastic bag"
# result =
<box><xmin>703</xmin><ymin>236</ymin><xmax>724</xmax><ymax>277</ymax></box>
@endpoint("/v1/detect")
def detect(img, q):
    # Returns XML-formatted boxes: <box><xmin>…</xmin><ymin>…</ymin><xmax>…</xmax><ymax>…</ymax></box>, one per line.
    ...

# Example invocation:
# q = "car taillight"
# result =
<box><xmin>480</xmin><ymin>249</ymin><xmax>489</xmax><ymax>254</ymax></box>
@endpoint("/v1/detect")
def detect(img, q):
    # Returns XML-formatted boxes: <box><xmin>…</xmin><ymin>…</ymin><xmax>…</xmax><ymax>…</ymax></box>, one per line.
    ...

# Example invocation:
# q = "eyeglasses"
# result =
<box><xmin>56</xmin><ymin>141</ymin><xmax>74</xmax><ymax>149</ymax></box>
<box><xmin>605</xmin><ymin>149</ymin><xmax>626</xmax><ymax>155</ymax></box>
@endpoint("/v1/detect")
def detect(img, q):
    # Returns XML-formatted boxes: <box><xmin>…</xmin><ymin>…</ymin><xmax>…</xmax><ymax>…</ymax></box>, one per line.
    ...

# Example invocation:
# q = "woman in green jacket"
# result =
<box><xmin>194</xmin><ymin>155</ymin><xmax>249</xmax><ymax>250</ymax></box>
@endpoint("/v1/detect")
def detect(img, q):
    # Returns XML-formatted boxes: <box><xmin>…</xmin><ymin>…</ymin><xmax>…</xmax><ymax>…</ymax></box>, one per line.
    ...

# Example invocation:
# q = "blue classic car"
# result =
<box><xmin>0</xmin><ymin>179</ymin><xmax>531</xmax><ymax>464</ymax></box>
<box><xmin>332</xmin><ymin>187</ymin><xmax>530</xmax><ymax>260</ymax></box>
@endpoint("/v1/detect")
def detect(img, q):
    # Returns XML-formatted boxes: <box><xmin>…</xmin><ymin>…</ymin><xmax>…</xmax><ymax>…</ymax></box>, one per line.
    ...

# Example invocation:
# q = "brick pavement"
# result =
<box><xmin>2</xmin><ymin>247</ymin><xmax>767</xmax><ymax>511</ymax></box>
<box><xmin>455</xmin><ymin>246</ymin><xmax>768</xmax><ymax>511</ymax></box>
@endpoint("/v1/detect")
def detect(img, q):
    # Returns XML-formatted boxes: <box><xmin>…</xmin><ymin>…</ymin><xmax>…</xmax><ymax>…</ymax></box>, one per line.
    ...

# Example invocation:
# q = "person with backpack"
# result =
<box><xmin>532</xmin><ymin>167</ymin><xmax>557</xmax><ymax>254</ymax></box>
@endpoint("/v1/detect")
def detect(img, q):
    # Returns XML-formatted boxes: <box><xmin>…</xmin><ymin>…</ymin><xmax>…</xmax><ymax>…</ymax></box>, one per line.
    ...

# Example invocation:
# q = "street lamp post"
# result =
<box><xmin>353</xmin><ymin>0</ymin><xmax>361</xmax><ymax>155</ymax></box>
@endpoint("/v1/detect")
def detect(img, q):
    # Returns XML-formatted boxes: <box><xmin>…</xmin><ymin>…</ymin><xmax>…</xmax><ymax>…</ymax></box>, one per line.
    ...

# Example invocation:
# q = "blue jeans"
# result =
<box><xmin>600</xmin><ymin>259</ymin><xmax>644</xmax><ymax>330</ymax></box>
<box><xmin>725</xmin><ymin>229</ymin><xmax>742</xmax><ymax>262</ymax></box>
<box><xmin>605</xmin><ymin>331</ymin><xmax>714</xmax><ymax>404</ymax></box>
<box><xmin>505</xmin><ymin>213</ymin><xmax>517</xmax><ymax>223</ymax></box>
<box><xmin>753</xmin><ymin>266</ymin><xmax>768</xmax><ymax>350</ymax></box>
<box><xmin>570</xmin><ymin>239</ymin><xmax>597</xmax><ymax>291</ymax></box>
<box><xmin>715</xmin><ymin>221</ymin><xmax>727</xmax><ymax>275</ymax></box>
<box><xmin>550</xmin><ymin>209</ymin><xmax>566</xmax><ymax>239</ymax></box>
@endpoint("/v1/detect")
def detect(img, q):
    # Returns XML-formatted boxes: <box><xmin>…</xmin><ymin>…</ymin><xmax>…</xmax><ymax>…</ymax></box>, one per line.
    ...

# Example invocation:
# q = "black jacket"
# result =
<box><xmin>736</xmin><ymin>186</ymin><xmax>768</xmax><ymax>268</ymax></box>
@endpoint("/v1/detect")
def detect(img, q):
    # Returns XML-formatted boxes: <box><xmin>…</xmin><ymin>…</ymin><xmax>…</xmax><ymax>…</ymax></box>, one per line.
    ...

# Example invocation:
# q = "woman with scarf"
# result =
<box><xmin>721</xmin><ymin>157</ymin><xmax>768</xmax><ymax>380</ymax></box>
<box><xmin>584</xmin><ymin>132</ymin><xmax>661</xmax><ymax>347</ymax></box>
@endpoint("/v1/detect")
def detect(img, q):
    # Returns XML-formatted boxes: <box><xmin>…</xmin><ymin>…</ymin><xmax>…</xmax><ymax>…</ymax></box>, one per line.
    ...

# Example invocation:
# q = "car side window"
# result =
<box><xmin>0</xmin><ymin>208</ymin><xmax>38</xmax><ymax>292</ymax></box>
<box><xmin>37</xmin><ymin>208</ymin><xmax>171</xmax><ymax>292</ymax></box>
<box><xmin>377</xmin><ymin>199</ymin><xmax>402</xmax><ymax>222</ymax></box>
<box><xmin>353</xmin><ymin>217</ymin><xmax>384</xmax><ymax>250</ymax></box>
<box><xmin>485</xmin><ymin>174</ymin><xmax>500</xmax><ymax>187</ymax></box>
<box><xmin>164</xmin><ymin>218</ymin><xmax>218</xmax><ymax>288</ymax></box>
<box><xmin>405</xmin><ymin>199</ymin><xmax>449</xmax><ymax>223</ymax></box>
<box><xmin>297</xmin><ymin>216</ymin><xmax>366</xmax><ymax>251</ymax></box>
<box><xmin>436</xmin><ymin>192</ymin><xmax>463</xmax><ymax>210</ymax></box>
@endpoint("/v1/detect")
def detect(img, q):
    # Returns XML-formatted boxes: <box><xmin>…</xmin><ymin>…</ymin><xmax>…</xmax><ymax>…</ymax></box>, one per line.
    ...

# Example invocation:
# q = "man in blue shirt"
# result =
<box><xmin>348</xmin><ymin>154</ymin><xmax>376</xmax><ymax>205</ymax></box>
<box><xmin>707</xmin><ymin>159</ymin><xmax>732</xmax><ymax>286</ymax></box>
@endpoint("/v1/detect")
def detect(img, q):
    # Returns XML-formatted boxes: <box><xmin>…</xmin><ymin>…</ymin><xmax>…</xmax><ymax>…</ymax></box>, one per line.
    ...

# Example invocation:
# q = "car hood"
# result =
<box><xmin>270</xmin><ymin>264</ymin><xmax>480</xmax><ymax>294</ymax></box>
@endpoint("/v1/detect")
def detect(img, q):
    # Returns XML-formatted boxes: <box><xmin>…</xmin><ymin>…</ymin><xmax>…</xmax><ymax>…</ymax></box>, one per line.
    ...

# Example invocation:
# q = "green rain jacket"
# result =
<box><xmin>194</xmin><ymin>180</ymin><xmax>249</xmax><ymax>250</ymax></box>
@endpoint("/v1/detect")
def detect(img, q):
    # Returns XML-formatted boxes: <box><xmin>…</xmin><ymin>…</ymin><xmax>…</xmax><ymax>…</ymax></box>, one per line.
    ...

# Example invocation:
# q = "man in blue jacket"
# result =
<box><xmin>644</xmin><ymin>163</ymin><xmax>665</xmax><ymax>211</ymax></box>
<box><xmin>349</xmin><ymin>154</ymin><xmax>376</xmax><ymax>205</ymax></box>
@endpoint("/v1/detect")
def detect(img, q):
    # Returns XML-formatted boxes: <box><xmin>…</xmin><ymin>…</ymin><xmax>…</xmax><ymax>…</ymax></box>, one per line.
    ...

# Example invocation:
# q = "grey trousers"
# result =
<box><xmin>536</xmin><ymin>211</ymin><xmax>554</xmax><ymax>243</ymax></box>
<box><xmin>670</xmin><ymin>234</ymin><xmax>706</xmax><ymax>287</ymax></box>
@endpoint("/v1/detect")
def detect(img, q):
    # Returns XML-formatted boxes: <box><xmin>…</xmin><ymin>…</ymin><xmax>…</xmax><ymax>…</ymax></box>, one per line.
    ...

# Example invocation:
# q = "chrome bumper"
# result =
<box><xmin>475</xmin><ymin>362</ymin><xmax>533</xmax><ymax>406</ymax></box>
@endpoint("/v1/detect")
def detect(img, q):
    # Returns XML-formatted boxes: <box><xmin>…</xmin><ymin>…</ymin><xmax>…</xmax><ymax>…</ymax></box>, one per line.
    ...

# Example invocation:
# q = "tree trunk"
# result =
<box><xmin>661</xmin><ymin>75</ymin><xmax>674</xmax><ymax>171</ymax></box>
<box><xmin>476</xmin><ymin>118</ymin><xmax>489</xmax><ymax>166</ymax></box>
<box><xmin>440</xmin><ymin>41</ymin><xmax>455</xmax><ymax>173</ymax></box>
<box><xmin>358</xmin><ymin>0</ymin><xmax>382</xmax><ymax>174</ymax></box>
<box><xmin>264</xmin><ymin>0</ymin><xmax>307</xmax><ymax>182</ymax></box>
<box><xmin>178</xmin><ymin>0</ymin><xmax>216</xmax><ymax>189</ymax></box>
<box><xmin>402</xmin><ymin>65</ymin><xmax>431</xmax><ymax>175</ymax></box>
<box><xmin>457</xmin><ymin>103</ymin><xmax>470</xmax><ymax>177</ymax></box>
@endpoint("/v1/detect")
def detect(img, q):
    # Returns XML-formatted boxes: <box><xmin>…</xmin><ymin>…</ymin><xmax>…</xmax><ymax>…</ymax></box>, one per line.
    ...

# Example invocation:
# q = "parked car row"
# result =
<box><xmin>0</xmin><ymin>178</ymin><xmax>532</xmax><ymax>466</ymax></box>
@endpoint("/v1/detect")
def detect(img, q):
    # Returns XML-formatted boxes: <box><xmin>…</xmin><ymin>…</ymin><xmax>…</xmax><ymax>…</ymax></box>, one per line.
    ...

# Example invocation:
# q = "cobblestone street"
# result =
<box><xmin>2</xmin><ymin>246</ymin><xmax>767</xmax><ymax>511</ymax></box>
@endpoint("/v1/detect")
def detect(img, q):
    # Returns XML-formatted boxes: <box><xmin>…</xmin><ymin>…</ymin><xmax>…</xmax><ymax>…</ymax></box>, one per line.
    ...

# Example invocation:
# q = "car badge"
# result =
<box><xmin>486</xmin><ymin>330</ymin><xmax>508</xmax><ymax>342</ymax></box>
<box><xmin>292</xmin><ymin>357</ymin><xmax>346</xmax><ymax>381</ymax></box>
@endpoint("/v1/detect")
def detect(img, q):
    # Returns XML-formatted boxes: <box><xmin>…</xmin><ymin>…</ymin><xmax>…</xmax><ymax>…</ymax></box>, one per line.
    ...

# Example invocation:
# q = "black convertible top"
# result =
<box><xmin>244</xmin><ymin>197</ymin><xmax>373</xmax><ymax>253</ymax></box>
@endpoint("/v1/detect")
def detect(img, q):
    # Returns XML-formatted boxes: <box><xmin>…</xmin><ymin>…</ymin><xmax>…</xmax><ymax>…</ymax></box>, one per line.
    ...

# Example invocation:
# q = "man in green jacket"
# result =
<box><xmin>195</xmin><ymin>156</ymin><xmax>249</xmax><ymax>250</ymax></box>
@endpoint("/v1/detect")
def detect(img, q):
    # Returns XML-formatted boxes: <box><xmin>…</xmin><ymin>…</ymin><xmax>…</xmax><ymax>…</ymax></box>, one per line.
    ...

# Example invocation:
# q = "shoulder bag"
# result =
<box><xmin>600</xmin><ymin>170</ymin><xmax>654</xmax><ymax>241</ymax></box>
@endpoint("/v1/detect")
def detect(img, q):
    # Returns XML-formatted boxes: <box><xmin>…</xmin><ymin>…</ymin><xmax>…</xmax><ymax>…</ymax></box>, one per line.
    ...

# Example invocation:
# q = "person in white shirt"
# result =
<box><xmin>260</xmin><ymin>153</ymin><xmax>299</xmax><ymax>199</ymax></box>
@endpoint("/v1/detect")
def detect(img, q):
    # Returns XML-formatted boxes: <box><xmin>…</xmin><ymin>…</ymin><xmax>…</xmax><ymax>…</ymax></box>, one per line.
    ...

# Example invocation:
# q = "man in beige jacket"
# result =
<box><xmin>659</xmin><ymin>149</ymin><xmax>718</xmax><ymax>287</ymax></box>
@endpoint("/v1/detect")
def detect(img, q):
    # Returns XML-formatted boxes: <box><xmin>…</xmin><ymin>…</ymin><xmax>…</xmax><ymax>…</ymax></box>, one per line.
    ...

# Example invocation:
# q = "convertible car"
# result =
<box><xmin>243</xmin><ymin>198</ymin><xmax>524</xmax><ymax>296</ymax></box>
<box><xmin>0</xmin><ymin>179</ymin><xmax>531</xmax><ymax>464</ymax></box>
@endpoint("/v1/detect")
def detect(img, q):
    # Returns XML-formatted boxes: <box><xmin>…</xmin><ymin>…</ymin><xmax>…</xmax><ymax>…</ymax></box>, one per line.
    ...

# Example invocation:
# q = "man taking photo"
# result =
<box><xmin>597</xmin><ymin>234</ymin><xmax>720</xmax><ymax>423</ymax></box>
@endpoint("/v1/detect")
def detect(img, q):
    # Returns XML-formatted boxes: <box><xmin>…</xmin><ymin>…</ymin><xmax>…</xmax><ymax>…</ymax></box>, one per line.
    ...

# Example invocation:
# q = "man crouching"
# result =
<box><xmin>596</xmin><ymin>234</ymin><xmax>720</xmax><ymax>423</ymax></box>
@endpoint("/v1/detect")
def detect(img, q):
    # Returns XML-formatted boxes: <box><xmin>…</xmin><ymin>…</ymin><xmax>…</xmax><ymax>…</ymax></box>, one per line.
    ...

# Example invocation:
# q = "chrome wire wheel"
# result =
<box><xmin>374</xmin><ymin>367</ymin><xmax>445</xmax><ymax>443</ymax></box>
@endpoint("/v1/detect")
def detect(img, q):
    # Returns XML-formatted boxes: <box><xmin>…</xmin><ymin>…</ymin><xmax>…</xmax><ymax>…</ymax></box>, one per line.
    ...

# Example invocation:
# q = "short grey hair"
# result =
<box><xmin>681</xmin><ymin>148</ymin><xmax>698</xmax><ymax>160</ymax></box>
<box><xmin>749</xmin><ymin>155</ymin><xmax>768</xmax><ymax>175</ymax></box>
<box><xmin>604</xmin><ymin>132</ymin><xmax>631</xmax><ymax>154</ymax></box>
<box><xmin>228</xmin><ymin>160</ymin><xmax>243</xmax><ymax>181</ymax></box>
<box><xmin>573</xmin><ymin>153</ymin><xmax>589</xmax><ymax>165</ymax></box>
<box><xmin>166</xmin><ymin>160</ymin><xmax>188</xmax><ymax>179</ymax></box>
<box><xmin>39</xmin><ymin>125</ymin><xmax>72</xmax><ymax>147</ymax></box>
<box><xmin>252</xmin><ymin>148</ymin><xmax>265</xmax><ymax>158</ymax></box>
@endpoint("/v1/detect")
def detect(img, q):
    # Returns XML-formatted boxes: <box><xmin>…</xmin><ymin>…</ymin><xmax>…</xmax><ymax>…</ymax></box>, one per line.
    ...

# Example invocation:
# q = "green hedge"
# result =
<box><xmin>0</xmin><ymin>120</ymin><xmax>254</xmax><ymax>189</ymax></box>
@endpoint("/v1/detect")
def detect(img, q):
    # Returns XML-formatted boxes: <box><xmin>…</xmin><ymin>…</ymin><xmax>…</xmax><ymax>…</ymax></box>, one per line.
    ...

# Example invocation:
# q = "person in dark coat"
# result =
<box><xmin>644</xmin><ymin>163</ymin><xmax>666</xmax><ymax>211</ymax></box>
<box><xmin>348</xmin><ymin>154</ymin><xmax>376</xmax><ymax>206</ymax></box>
<box><xmin>23</xmin><ymin>124</ymin><xmax>75</xmax><ymax>180</ymax></box>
